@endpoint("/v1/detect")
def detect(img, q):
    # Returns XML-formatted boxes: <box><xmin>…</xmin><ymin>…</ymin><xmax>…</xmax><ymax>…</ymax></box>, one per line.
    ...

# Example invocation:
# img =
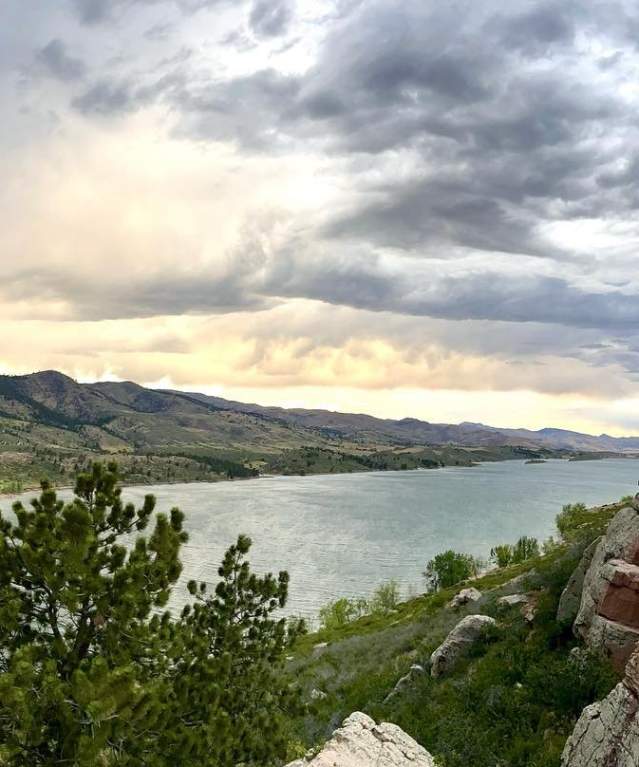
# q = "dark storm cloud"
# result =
<box><xmin>70</xmin><ymin>0</ymin><xmax>231</xmax><ymax>25</ymax></box>
<box><xmin>2</xmin><ymin>265</ymin><xmax>268</xmax><ymax>321</ymax></box>
<box><xmin>261</xmin><ymin>250</ymin><xmax>639</xmax><ymax>331</ymax></box>
<box><xmin>248</xmin><ymin>0</ymin><xmax>293</xmax><ymax>37</ymax></box>
<box><xmin>494</xmin><ymin>1</ymin><xmax>577</xmax><ymax>54</ymax></box>
<box><xmin>72</xmin><ymin>71</ymin><xmax>184</xmax><ymax>115</ymax></box>
<box><xmin>149</xmin><ymin>0</ymin><xmax>637</xmax><ymax>259</ymax></box>
<box><xmin>36</xmin><ymin>39</ymin><xmax>86</xmax><ymax>81</ymax></box>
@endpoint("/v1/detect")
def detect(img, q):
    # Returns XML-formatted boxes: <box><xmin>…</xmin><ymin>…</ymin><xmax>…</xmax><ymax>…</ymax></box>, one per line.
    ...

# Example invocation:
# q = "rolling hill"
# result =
<box><xmin>0</xmin><ymin>370</ymin><xmax>636</xmax><ymax>491</ymax></box>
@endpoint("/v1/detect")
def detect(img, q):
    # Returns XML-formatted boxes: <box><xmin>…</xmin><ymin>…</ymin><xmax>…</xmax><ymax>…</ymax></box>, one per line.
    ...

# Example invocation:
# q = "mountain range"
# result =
<box><xmin>0</xmin><ymin>370</ymin><xmax>637</xmax><ymax>491</ymax></box>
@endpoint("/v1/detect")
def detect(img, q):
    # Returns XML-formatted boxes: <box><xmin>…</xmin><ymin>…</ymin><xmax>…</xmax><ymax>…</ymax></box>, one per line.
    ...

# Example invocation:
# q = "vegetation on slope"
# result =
<box><xmin>0</xmin><ymin>456</ymin><xmax>632</xmax><ymax>766</ymax></box>
<box><xmin>284</xmin><ymin>498</ymin><xmax>629</xmax><ymax>767</ymax></box>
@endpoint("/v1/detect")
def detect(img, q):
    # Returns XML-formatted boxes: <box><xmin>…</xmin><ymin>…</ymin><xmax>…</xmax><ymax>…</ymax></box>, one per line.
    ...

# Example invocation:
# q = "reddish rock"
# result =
<box><xmin>572</xmin><ymin>504</ymin><xmax>639</xmax><ymax>670</ymax></box>
<box><xmin>598</xmin><ymin>561</ymin><xmax>639</xmax><ymax>630</ymax></box>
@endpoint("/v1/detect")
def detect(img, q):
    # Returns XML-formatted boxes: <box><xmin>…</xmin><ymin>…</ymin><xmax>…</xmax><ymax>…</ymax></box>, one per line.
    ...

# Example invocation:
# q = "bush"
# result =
<box><xmin>319</xmin><ymin>597</ymin><xmax>368</xmax><ymax>630</ymax></box>
<box><xmin>556</xmin><ymin>502</ymin><xmax>588</xmax><ymax>539</ymax></box>
<box><xmin>512</xmin><ymin>536</ymin><xmax>540</xmax><ymax>563</ymax></box>
<box><xmin>423</xmin><ymin>550</ymin><xmax>481</xmax><ymax>591</ymax></box>
<box><xmin>490</xmin><ymin>544</ymin><xmax>514</xmax><ymax>568</ymax></box>
<box><xmin>370</xmin><ymin>580</ymin><xmax>400</xmax><ymax>615</ymax></box>
<box><xmin>490</xmin><ymin>537</ymin><xmax>539</xmax><ymax>569</ymax></box>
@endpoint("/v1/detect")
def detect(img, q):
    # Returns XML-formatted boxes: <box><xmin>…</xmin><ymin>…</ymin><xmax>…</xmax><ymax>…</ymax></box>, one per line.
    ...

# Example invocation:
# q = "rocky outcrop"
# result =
<box><xmin>286</xmin><ymin>712</ymin><xmax>435</xmax><ymax>767</ymax></box>
<box><xmin>448</xmin><ymin>587</ymin><xmax>482</xmax><ymax>608</ymax></box>
<box><xmin>573</xmin><ymin>501</ymin><xmax>639</xmax><ymax>670</ymax></box>
<box><xmin>561</xmin><ymin>646</ymin><xmax>639</xmax><ymax>766</ymax></box>
<box><xmin>557</xmin><ymin>538</ymin><xmax>601</xmax><ymax>625</ymax></box>
<box><xmin>430</xmin><ymin>614</ymin><xmax>497</xmax><ymax>678</ymax></box>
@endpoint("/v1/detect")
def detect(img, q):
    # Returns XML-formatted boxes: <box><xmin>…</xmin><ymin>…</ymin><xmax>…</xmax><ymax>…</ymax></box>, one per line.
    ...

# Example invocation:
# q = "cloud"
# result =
<box><xmin>149</xmin><ymin>0</ymin><xmax>634</xmax><ymax>263</ymax></box>
<box><xmin>258</xmin><ymin>241</ymin><xmax>639</xmax><ymax>331</ymax></box>
<box><xmin>70</xmin><ymin>0</ymin><xmax>231</xmax><ymax>25</ymax></box>
<box><xmin>35</xmin><ymin>39</ymin><xmax>86</xmax><ymax>81</ymax></box>
<box><xmin>248</xmin><ymin>0</ymin><xmax>293</xmax><ymax>37</ymax></box>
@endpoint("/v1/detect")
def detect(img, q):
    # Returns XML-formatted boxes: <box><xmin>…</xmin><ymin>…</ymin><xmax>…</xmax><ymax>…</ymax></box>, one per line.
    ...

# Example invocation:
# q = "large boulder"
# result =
<box><xmin>286</xmin><ymin>712</ymin><xmax>435</xmax><ymax>767</ymax></box>
<box><xmin>573</xmin><ymin>502</ymin><xmax>639</xmax><ymax>670</ymax></box>
<box><xmin>448</xmin><ymin>587</ymin><xmax>482</xmax><ymax>608</ymax></box>
<box><xmin>561</xmin><ymin>646</ymin><xmax>639</xmax><ymax>766</ymax></box>
<box><xmin>430</xmin><ymin>614</ymin><xmax>497</xmax><ymax>678</ymax></box>
<box><xmin>557</xmin><ymin>538</ymin><xmax>601</xmax><ymax>625</ymax></box>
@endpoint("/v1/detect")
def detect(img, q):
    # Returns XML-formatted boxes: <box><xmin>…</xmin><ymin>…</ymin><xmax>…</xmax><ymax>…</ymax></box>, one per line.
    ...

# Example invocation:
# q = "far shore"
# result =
<box><xmin>2</xmin><ymin>453</ymin><xmax>637</xmax><ymax>499</ymax></box>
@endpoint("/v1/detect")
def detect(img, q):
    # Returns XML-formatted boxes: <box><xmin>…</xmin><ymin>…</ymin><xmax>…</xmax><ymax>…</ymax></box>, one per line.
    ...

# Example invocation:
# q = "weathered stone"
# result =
<box><xmin>573</xmin><ymin>504</ymin><xmax>639</xmax><ymax>670</ymax></box>
<box><xmin>502</xmin><ymin>569</ymin><xmax>538</xmax><ymax>591</ymax></box>
<box><xmin>310</xmin><ymin>688</ymin><xmax>328</xmax><ymax>701</ymax></box>
<box><xmin>286</xmin><ymin>711</ymin><xmax>435</xmax><ymax>767</ymax></box>
<box><xmin>562</xmin><ymin>646</ymin><xmax>639</xmax><ymax>767</ymax></box>
<box><xmin>313</xmin><ymin>642</ymin><xmax>328</xmax><ymax>655</ymax></box>
<box><xmin>430</xmin><ymin>614</ymin><xmax>497</xmax><ymax>678</ymax></box>
<box><xmin>448</xmin><ymin>587</ymin><xmax>482</xmax><ymax>608</ymax></box>
<box><xmin>557</xmin><ymin>538</ymin><xmax>601</xmax><ymax>624</ymax></box>
<box><xmin>497</xmin><ymin>593</ymin><xmax>529</xmax><ymax>608</ymax></box>
<box><xmin>384</xmin><ymin>664</ymin><xmax>425</xmax><ymax>702</ymax></box>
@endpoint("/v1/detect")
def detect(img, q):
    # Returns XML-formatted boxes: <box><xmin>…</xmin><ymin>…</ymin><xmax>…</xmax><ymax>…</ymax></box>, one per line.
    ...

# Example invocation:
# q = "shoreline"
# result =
<box><xmin>2</xmin><ymin>454</ymin><xmax>636</xmax><ymax>499</ymax></box>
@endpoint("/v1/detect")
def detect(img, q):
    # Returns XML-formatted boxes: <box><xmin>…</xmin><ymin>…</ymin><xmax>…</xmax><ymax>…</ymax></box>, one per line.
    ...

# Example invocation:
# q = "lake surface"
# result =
<box><xmin>5</xmin><ymin>459</ymin><xmax>639</xmax><ymax>619</ymax></box>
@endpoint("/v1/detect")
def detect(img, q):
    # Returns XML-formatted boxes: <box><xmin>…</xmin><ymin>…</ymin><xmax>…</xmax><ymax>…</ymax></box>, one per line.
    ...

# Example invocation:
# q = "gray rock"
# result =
<box><xmin>384</xmin><ymin>664</ymin><xmax>425</xmax><ymax>702</ymax></box>
<box><xmin>448</xmin><ymin>587</ymin><xmax>482</xmax><ymax>608</ymax></box>
<box><xmin>286</xmin><ymin>711</ymin><xmax>435</xmax><ymax>767</ymax></box>
<box><xmin>557</xmin><ymin>538</ymin><xmax>601</xmax><ymax>625</ymax></box>
<box><xmin>502</xmin><ymin>570</ymin><xmax>538</xmax><ymax>592</ymax></box>
<box><xmin>497</xmin><ymin>593</ymin><xmax>530</xmax><ymax>608</ymax></box>
<box><xmin>310</xmin><ymin>688</ymin><xmax>328</xmax><ymax>701</ymax></box>
<box><xmin>562</xmin><ymin>646</ymin><xmax>639</xmax><ymax>766</ymax></box>
<box><xmin>312</xmin><ymin>642</ymin><xmax>329</xmax><ymax>655</ymax></box>
<box><xmin>430</xmin><ymin>614</ymin><xmax>497</xmax><ymax>678</ymax></box>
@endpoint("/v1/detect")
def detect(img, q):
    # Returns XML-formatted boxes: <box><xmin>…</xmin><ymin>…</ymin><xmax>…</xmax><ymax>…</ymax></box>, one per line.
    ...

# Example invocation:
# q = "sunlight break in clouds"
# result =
<box><xmin>2</xmin><ymin>0</ymin><xmax>639</xmax><ymax>434</ymax></box>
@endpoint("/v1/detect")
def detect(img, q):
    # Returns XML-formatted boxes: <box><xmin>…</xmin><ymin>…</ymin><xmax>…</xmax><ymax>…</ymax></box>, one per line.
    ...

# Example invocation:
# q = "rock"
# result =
<box><xmin>313</xmin><ymin>642</ymin><xmax>329</xmax><ymax>655</ymax></box>
<box><xmin>522</xmin><ymin>601</ymin><xmax>537</xmax><ymax>623</ymax></box>
<box><xmin>448</xmin><ymin>587</ymin><xmax>482</xmax><ymax>608</ymax></box>
<box><xmin>573</xmin><ymin>504</ymin><xmax>639</xmax><ymax>670</ymax></box>
<box><xmin>430</xmin><ymin>614</ymin><xmax>497</xmax><ymax>678</ymax></box>
<box><xmin>561</xmin><ymin>646</ymin><xmax>639</xmax><ymax>766</ymax></box>
<box><xmin>286</xmin><ymin>711</ymin><xmax>435</xmax><ymax>767</ymax></box>
<box><xmin>384</xmin><ymin>664</ymin><xmax>425</xmax><ymax>702</ymax></box>
<box><xmin>497</xmin><ymin>593</ymin><xmax>537</xmax><ymax>622</ymax></box>
<box><xmin>310</xmin><ymin>688</ymin><xmax>328</xmax><ymax>701</ymax></box>
<box><xmin>557</xmin><ymin>538</ymin><xmax>601</xmax><ymax>625</ymax></box>
<box><xmin>502</xmin><ymin>570</ymin><xmax>538</xmax><ymax>591</ymax></box>
<box><xmin>497</xmin><ymin>593</ymin><xmax>529</xmax><ymax>607</ymax></box>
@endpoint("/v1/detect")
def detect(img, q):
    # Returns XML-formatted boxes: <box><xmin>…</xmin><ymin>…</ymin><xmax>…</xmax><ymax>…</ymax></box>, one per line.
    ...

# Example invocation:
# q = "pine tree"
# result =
<box><xmin>0</xmin><ymin>462</ymin><xmax>302</xmax><ymax>766</ymax></box>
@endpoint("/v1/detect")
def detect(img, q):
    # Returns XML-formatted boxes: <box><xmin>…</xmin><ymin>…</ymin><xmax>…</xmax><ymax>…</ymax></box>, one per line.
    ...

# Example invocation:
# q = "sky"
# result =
<box><xmin>2</xmin><ymin>0</ymin><xmax>639</xmax><ymax>435</ymax></box>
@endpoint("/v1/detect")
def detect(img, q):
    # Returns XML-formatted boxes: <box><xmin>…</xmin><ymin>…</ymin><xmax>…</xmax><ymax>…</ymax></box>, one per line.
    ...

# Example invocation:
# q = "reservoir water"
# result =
<box><xmin>5</xmin><ymin>458</ymin><xmax>639</xmax><ymax>619</ymax></box>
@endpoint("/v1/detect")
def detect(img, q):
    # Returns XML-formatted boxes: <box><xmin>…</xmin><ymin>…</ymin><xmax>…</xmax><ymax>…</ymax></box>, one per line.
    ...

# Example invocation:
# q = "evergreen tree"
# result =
<box><xmin>0</xmin><ymin>462</ymin><xmax>302</xmax><ymax>767</ymax></box>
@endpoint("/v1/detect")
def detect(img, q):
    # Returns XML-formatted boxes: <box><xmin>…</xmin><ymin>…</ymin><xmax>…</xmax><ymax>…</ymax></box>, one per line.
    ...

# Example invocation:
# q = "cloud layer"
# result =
<box><xmin>2</xmin><ymin>0</ymin><xmax>639</xmax><ymax>432</ymax></box>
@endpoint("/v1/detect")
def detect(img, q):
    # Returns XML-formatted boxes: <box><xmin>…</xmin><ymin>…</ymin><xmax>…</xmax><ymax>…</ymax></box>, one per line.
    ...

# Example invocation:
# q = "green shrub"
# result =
<box><xmin>512</xmin><ymin>536</ymin><xmax>540</xmax><ymax>563</ymax></box>
<box><xmin>423</xmin><ymin>550</ymin><xmax>481</xmax><ymax>591</ymax></box>
<box><xmin>370</xmin><ymin>580</ymin><xmax>401</xmax><ymax>615</ymax></box>
<box><xmin>556</xmin><ymin>502</ymin><xmax>588</xmax><ymax>539</ymax></box>
<box><xmin>490</xmin><ymin>544</ymin><xmax>514</xmax><ymax>567</ymax></box>
<box><xmin>319</xmin><ymin>597</ymin><xmax>368</xmax><ymax>630</ymax></box>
